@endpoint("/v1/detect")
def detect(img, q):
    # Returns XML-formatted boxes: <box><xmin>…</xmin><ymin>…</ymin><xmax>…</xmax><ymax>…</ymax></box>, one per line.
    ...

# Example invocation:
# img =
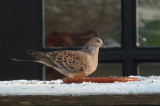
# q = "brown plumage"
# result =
<box><xmin>12</xmin><ymin>37</ymin><xmax>106</xmax><ymax>78</ymax></box>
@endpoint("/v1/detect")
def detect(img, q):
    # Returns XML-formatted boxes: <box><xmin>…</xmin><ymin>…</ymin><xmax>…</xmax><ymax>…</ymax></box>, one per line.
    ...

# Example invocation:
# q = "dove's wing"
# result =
<box><xmin>47</xmin><ymin>50</ymin><xmax>90</xmax><ymax>73</ymax></box>
<box><xmin>27</xmin><ymin>50</ymin><xmax>90</xmax><ymax>73</ymax></box>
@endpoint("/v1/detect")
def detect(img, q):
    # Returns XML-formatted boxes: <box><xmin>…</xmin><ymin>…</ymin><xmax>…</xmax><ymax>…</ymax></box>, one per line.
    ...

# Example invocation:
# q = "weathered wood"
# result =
<box><xmin>0</xmin><ymin>94</ymin><xmax>160</xmax><ymax>105</ymax></box>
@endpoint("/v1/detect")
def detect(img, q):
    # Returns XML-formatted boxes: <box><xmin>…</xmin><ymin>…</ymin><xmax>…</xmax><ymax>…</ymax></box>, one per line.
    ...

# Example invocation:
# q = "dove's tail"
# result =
<box><xmin>11</xmin><ymin>50</ymin><xmax>44</xmax><ymax>62</ymax></box>
<box><xmin>12</xmin><ymin>50</ymin><xmax>55</xmax><ymax>68</ymax></box>
<box><xmin>11</xmin><ymin>58</ymin><xmax>37</xmax><ymax>62</ymax></box>
<box><xmin>27</xmin><ymin>50</ymin><xmax>46</xmax><ymax>60</ymax></box>
<box><xmin>27</xmin><ymin>50</ymin><xmax>55</xmax><ymax>66</ymax></box>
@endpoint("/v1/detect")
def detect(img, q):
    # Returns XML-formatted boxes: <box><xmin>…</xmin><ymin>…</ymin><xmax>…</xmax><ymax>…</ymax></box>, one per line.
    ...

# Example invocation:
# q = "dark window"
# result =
<box><xmin>0</xmin><ymin>0</ymin><xmax>43</xmax><ymax>80</ymax></box>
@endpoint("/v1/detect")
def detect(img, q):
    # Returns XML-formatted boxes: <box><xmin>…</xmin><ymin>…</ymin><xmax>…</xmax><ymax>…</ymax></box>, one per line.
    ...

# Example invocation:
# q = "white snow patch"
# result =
<box><xmin>0</xmin><ymin>76</ymin><xmax>160</xmax><ymax>96</ymax></box>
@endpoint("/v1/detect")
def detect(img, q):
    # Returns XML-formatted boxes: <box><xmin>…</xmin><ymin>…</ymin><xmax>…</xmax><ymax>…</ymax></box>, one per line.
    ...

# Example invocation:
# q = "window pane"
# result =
<box><xmin>138</xmin><ymin>63</ymin><xmax>160</xmax><ymax>76</ymax></box>
<box><xmin>137</xmin><ymin>0</ymin><xmax>160</xmax><ymax>47</ymax></box>
<box><xmin>89</xmin><ymin>63</ymin><xmax>122</xmax><ymax>77</ymax></box>
<box><xmin>44</xmin><ymin>0</ymin><xmax>121</xmax><ymax>48</ymax></box>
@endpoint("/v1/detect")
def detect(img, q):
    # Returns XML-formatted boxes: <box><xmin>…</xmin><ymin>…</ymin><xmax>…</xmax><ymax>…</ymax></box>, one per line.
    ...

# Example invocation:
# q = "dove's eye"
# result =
<box><xmin>96</xmin><ymin>39</ymin><xmax>100</xmax><ymax>43</ymax></box>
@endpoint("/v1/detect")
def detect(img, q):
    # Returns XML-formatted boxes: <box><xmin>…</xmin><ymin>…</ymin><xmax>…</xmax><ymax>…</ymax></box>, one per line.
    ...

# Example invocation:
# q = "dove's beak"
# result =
<box><xmin>102</xmin><ymin>43</ymin><xmax>106</xmax><ymax>48</ymax></box>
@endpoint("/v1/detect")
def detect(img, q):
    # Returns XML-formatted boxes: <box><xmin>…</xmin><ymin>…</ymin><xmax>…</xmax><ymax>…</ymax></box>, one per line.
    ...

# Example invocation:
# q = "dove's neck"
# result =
<box><xmin>82</xmin><ymin>45</ymin><xmax>99</xmax><ymax>55</ymax></box>
<box><xmin>82</xmin><ymin>45</ymin><xmax>99</xmax><ymax>75</ymax></box>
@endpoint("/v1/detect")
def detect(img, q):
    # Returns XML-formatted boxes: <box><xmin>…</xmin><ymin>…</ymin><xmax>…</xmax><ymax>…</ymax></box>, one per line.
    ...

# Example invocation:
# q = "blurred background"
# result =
<box><xmin>137</xmin><ymin>0</ymin><xmax>160</xmax><ymax>76</ymax></box>
<box><xmin>44</xmin><ymin>0</ymin><xmax>121</xmax><ymax>48</ymax></box>
<box><xmin>138</xmin><ymin>0</ymin><xmax>160</xmax><ymax>47</ymax></box>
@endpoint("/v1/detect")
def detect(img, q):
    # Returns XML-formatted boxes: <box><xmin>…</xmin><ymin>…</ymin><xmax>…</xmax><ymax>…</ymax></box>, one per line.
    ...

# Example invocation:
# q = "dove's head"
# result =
<box><xmin>88</xmin><ymin>37</ymin><xmax>106</xmax><ymax>48</ymax></box>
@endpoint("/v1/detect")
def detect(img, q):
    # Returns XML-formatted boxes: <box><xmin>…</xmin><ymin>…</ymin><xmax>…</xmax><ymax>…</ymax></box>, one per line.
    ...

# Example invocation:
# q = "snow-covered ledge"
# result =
<box><xmin>0</xmin><ymin>76</ymin><xmax>160</xmax><ymax>96</ymax></box>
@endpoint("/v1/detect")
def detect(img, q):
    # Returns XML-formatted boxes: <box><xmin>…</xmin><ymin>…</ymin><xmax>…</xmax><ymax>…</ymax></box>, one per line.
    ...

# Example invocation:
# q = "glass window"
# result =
<box><xmin>137</xmin><ymin>0</ymin><xmax>160</xmax><ymax>47</ymax></box>
<box><xmin>138</xmin><ymin>63</ymin><xmax>160</xmax><ymax>76</ymax></box>
<box><xmin>44</xmin><ymin>0</ymin><xmax>121</xmax><ymax>48</ymax></box>
<box><xmin>89</xmin><ymin>63</ymin><xmax>122</xmax><ymax>77</ymax></box>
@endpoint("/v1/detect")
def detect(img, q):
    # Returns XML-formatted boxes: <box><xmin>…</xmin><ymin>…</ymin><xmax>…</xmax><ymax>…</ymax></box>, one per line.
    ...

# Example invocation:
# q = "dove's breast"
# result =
<box><xmin>85</xmin><ymin>52</ymin><xmax>99</xmax><ymax>76</ymax></box>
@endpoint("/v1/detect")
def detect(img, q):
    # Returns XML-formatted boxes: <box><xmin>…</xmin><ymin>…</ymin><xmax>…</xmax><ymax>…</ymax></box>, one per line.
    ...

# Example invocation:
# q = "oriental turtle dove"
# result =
<box><xmin>12</xmin><ymin>37</ymin><xmax>106</xmax><ymax>78</ymax></box>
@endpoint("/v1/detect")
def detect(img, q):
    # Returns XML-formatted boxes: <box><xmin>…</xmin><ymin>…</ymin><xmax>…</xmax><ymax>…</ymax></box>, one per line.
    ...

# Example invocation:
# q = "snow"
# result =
<box><xmin>0</xmin><ymin>76</ymin><xmax>160</xmax><ymax>96</ymax></box>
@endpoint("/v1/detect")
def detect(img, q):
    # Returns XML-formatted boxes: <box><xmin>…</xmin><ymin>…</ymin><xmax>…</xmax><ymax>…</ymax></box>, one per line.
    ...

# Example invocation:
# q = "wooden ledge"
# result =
<box><xmin>0</xmin><ymin>94</ymin><xmax>160</xmax><ymax>105</ymax></box>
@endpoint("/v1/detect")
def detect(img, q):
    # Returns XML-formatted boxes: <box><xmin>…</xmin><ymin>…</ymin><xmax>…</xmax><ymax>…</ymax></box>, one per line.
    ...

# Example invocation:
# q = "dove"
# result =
<box><xmin>12</xmin><ymin>37</ymin><xmax>106</xmax><ymax>78</ymax></box>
